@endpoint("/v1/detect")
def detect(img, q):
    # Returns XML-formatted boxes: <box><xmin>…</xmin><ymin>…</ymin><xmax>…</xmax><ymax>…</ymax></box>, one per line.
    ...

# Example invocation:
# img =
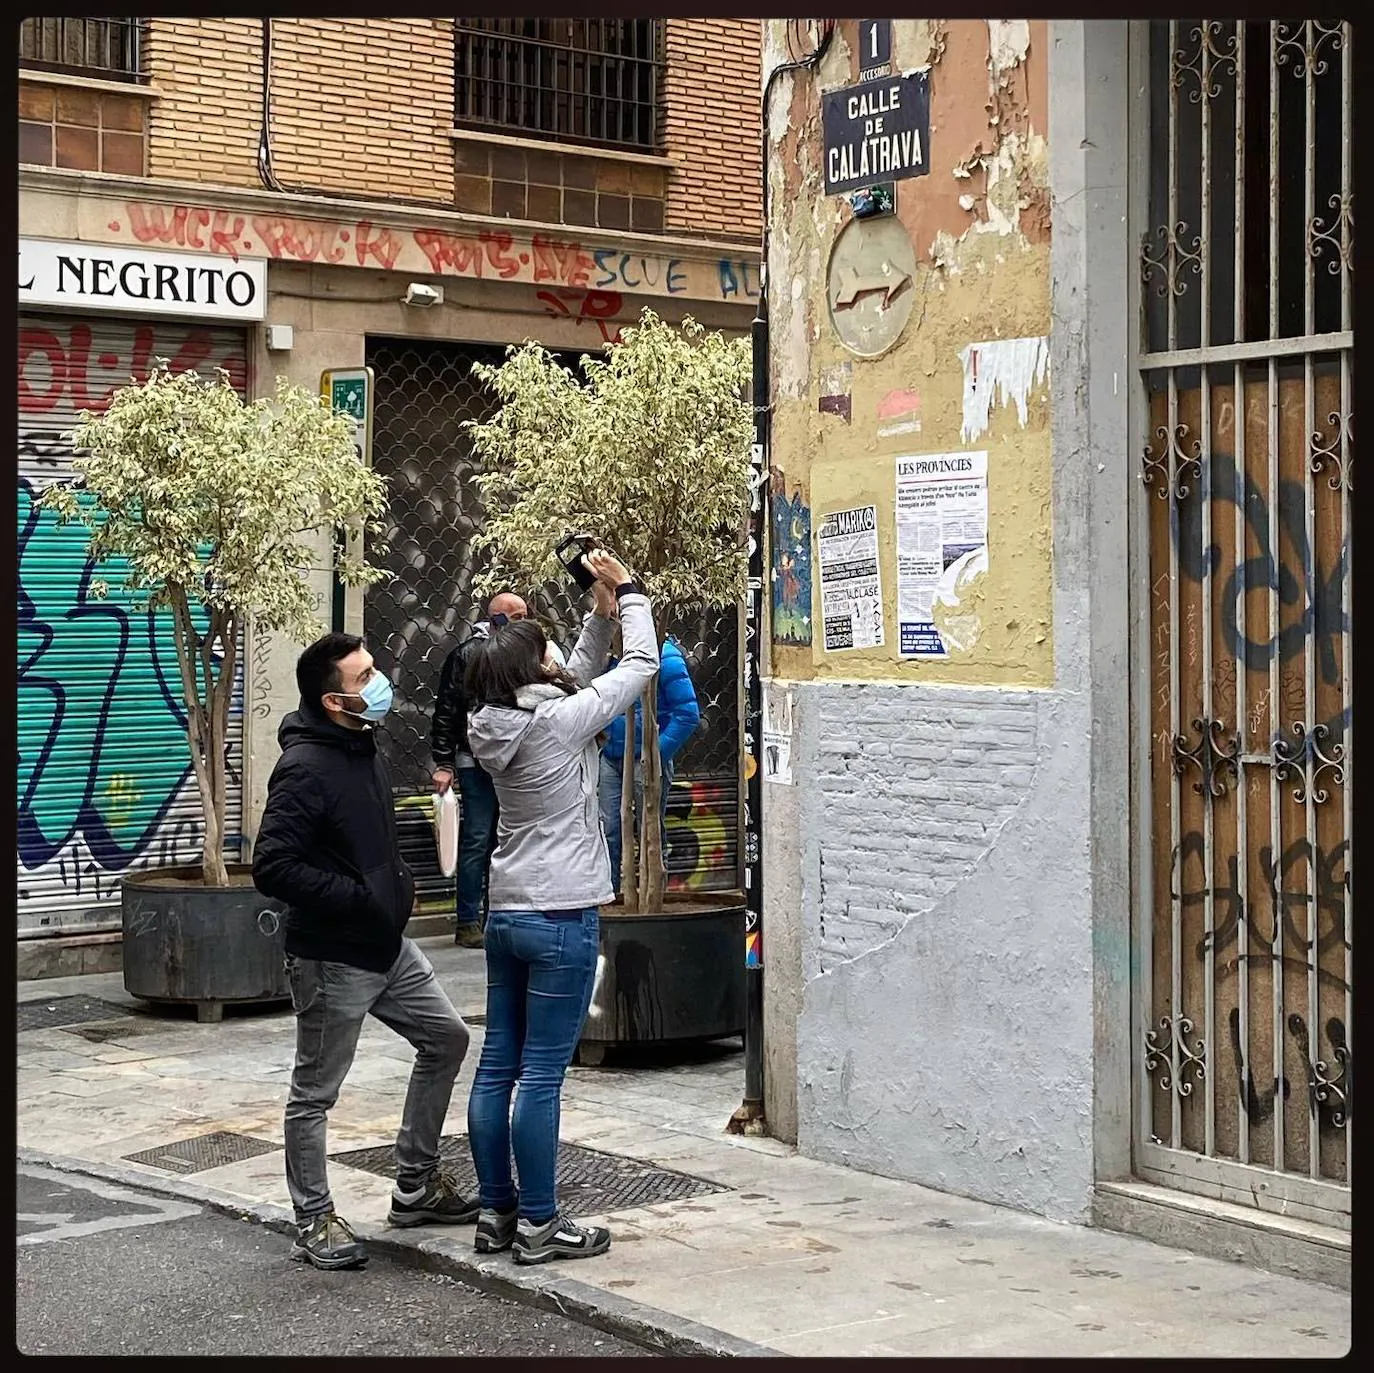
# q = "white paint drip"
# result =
<box><xmin>958</xmin><ymin>335</ymin><xmax>1050</xmax><ymax>443</ymax></box>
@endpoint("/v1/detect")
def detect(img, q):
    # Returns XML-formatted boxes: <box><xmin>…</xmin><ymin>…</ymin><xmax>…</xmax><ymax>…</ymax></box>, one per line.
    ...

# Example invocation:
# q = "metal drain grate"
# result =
<box><xmin>122</xmin><ymin>1131</ymin><xmax>282</xmax><ymax>1175</ymax></box>
<box><xmin>17</xmin><ymin>995</ymin><xmax>133</xmax><ymax>1032</ymax></box>
<box><xmin>63</xmin><ymin>1016</ymin><xmax>173</xmax><ymax>1044</ymax></box>
<box><xmin>329</xmin><ymin>1135</ymin><xmax>731</xmax><ymax>1215</ymax></box>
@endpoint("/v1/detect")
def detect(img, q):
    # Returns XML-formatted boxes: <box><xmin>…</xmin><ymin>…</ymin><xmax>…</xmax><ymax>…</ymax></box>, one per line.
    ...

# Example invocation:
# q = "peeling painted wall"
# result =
<box><xmin>766</xmin><ymin>18</ymin><xmax>1053</xmax><ymax>686</ymax></box>
<box><xmin>761</xmin><ymin>20</ymin><xmax>1125</xmax><ymax>1225</ymax></box>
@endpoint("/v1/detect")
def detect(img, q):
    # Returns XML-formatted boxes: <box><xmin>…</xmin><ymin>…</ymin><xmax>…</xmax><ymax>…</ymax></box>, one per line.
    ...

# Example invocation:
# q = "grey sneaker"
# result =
<box><xmin>291</xmin><ymin>1212</ymin><xmax>368</xmax><ymax>1270</ymax></box>
<box><xmin>474</xmin><ymin>1203</ymin><xmax>519</xmax><ymax>1254</ymax></box>
<box><xmin>513</xmin><ymin>1212</ymin><xmax>611</xmax><ymax>1265</ymax></box>
<box><xmin>388</xmin><ymin>1170</ymin><xmax>481</xmax><ymax>1228</ymax></box>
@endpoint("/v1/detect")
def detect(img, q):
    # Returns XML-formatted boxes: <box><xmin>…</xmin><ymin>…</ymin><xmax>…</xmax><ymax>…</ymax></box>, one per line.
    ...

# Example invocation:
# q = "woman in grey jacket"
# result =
<box><xmin>463</xmin><ymin>550</ymin><xmax>658</xmax><ymax>1265</ymax></box>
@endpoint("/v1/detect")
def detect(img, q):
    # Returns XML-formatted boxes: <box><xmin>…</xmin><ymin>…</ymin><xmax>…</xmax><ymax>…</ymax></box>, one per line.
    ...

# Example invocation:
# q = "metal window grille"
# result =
<box><xmin>1132</xmin><ymin>20</ymin><xmax>1351</xmax><ymax>1228</ymax></box>
<box><xmin>18</xmin><ymin>18</ymin><xmax>147</xmax><ymax>81</ymax></box>
<box><xmin>454</xmin><ymin>18</ymin><xmax>663</xmax><ymax>151</ymax></box>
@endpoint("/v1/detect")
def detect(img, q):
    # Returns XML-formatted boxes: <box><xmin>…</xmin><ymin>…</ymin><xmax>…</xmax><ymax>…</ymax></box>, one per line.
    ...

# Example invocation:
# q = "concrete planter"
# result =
<box><xmin>121</xmin><ymin>864</ymin><xmax>289</xmax><ymax>1023</ymax></box>
<box><xmin>576</xmin><ymin>901</ymin><xmax>746</xmax><ymax>1065</ymax></box>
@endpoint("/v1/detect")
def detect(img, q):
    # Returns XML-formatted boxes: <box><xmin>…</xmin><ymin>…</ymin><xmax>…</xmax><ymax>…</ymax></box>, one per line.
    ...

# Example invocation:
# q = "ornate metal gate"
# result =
<box><xmin>363</xmin><ymin>335</ymin><xmax>741</xmax><ymax>913</ymax></box>
<box><xmin>1132</xmin><ymin>20</ymin><xmax>1351</xmax><ymax>1226</ymax></box>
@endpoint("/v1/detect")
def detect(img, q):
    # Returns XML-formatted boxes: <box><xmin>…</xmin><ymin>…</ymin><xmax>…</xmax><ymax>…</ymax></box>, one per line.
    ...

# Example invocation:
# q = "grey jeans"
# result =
<box><xmin>283</xmin><ymin>938</ymin><xmax>470</xmax><ymax>1222</ymax></box>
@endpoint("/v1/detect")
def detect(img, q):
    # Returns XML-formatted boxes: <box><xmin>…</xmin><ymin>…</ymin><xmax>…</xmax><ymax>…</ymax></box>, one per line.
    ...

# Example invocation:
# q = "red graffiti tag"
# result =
<box><xmin>126</xmin><ymin>203</ymin><xmax>246</xmax><ymax>261</ymax></box>
<box><xmin>537</xmin><ymin>288</ymin><xmax>625</xmax><ymax>343</ymax></box>
<box><xmin>251</xmin><ymin>215</ymin><xmax>348</xmax><ymax>265</ymax></box>
<box><xmin>531</xmin><ymin>234</ymin><xmax>594</xmax><ymax>288</ymax></box>
<box><xmin>19</xmin><ymin>322</ymin><xmax>247</xmax><ymax>416</ymax></box>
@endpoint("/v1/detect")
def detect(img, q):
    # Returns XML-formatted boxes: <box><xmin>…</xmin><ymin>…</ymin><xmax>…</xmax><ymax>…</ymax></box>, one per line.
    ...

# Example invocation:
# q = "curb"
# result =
<box><xmin>18</xmin><ymin>1147</ymin><xmax>780</xmax><ymax>1359</ymax></box>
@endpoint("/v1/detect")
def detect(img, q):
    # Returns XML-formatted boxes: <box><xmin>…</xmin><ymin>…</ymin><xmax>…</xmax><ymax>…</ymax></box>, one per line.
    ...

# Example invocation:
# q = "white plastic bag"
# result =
<box><xmin>433</xmin><ymin>788</ymin><xmax>459</xmax><ymax>878</ymax></box>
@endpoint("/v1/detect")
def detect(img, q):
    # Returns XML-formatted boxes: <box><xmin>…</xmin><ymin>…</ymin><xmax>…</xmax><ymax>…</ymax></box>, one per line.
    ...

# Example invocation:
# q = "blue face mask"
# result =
<box><xmin>337</xmin><ymin>671</ymin><xmax>393</xmax><ymax>723</ymax></box>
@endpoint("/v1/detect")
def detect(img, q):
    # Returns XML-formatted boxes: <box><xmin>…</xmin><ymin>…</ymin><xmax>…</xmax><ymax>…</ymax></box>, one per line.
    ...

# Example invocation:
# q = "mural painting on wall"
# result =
<box><xmin>17</xmin><ymin>318</ymin><xmax>248</xmax><ymax>924</ymax></box>
<box><xmin>770</xmin><ymin>472</ymin><xmax>813</xmax><ymax>647</ymax></box>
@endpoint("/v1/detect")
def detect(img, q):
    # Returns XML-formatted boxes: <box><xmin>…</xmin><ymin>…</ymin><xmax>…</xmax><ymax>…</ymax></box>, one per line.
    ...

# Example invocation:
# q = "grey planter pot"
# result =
<box><xmin>576</xmin><ymin>902</ymin><xmax>746</xmax><ymax>1065</ymax></box>
<box><xmin>121</xmin><ymin>864</ymin><xmax>289</xmax><ymax>1023</ymax></box>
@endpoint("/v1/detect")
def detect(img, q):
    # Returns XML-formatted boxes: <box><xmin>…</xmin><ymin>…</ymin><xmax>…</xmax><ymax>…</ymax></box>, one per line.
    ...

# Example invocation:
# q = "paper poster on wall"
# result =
<box><xmin>816</xmin><ymin>503</ymin><xmax>884</xmax><ymax>651</ymax></box>
<box><xmin>895</xmin><ymin>451</ymin><xmax>989</xmax><ymax>657</ymax></box>
<box><xmin>763</xmin><ymin>684</ymin><xmax>794</xmax><ymax>785</ymax></box>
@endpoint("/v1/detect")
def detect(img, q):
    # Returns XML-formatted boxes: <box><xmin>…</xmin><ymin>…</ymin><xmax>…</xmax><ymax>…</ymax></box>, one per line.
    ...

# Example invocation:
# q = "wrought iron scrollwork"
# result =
<box><xmin>1145</xmin><ymin>1014</ymin><xmax>1207</xmax><ymax>1097</ymax></box>
<box><xmin>1287</xmin><ymin>1014</ymin><xmax>1349</xmax><ymax>1129</ymax></box>
<box><xmin>1141</xmin><ymin>223</ymin><xmax>1203</xmax><ymax>301</ymax></box>
<box><xmin>1172</xmin><ymin>20</ymin><xmax>1238</xmax><ymax>102</ymax></box>
<box><xmin>1142</xmin><ymin>422</ymin><xmax>1203</xmax><ymax>502</ymax></box>
<box><xmin>1310</xmin><ymin>406</ymin><xmax>1352</xmax><ymax>491</ymax></box>
<box><xmin>1272</xmin><ymin>721</ymin><xmax>1345</xmax><ymax>805</ymax></box>
<box><xmin>1173</xmin><ymin>717</ymin><xmax>1241</xmax><ymax>797</ymax></box>
<box><xmin>1307</xmin><ymin>192</ymin><xmax>1354</xmax><ymax>277</ymax></box>
<box><xmin>1274</xmin><ymin>19</ymin><xmax>1345</xmax><ymax>80</ymax></box>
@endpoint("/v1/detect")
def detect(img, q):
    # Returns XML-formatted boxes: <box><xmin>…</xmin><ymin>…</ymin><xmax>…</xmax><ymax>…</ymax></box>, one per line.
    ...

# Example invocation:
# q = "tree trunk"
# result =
<box><xmin>169</xmin><ymin>587</ymin><xmax>227</xmax><ymax>887</ymax></box>
<box><xmin>641</xmin><ymin>684</ymin><xmax>665</xmax><ymax>911</ymax></box>
<box><xmin>619</xmin><ymin>708</ymin><xmax>638</xmax><ymax>911</ymax></box>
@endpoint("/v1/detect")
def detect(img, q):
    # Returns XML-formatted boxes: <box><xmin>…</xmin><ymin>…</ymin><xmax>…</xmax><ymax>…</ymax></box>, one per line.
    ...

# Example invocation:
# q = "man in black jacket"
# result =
<box><xmin>431</xmin><ymin>592</ymin><xmax>564</xmax><ymax>947</ymax></box>
<box><xmin>254</xmin><ymin>632</ymin><xmax>476</xmax><ymax>1271</ymax></box>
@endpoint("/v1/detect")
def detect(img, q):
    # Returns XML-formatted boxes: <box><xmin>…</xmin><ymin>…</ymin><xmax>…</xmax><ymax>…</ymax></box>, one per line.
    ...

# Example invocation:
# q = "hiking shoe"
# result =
<box><xmin>513</xmin><ymin>1213</ymin><xmax>611</xmax><ymax>1265</ymax></box>
<box><xmin>454</xmin><ymin>924</ymin><xmax>485</xmax><ymax>949</ymax></box>
<box><xmin>291</xmin><ymin>1212</ymin><xmax>368</xmax><ymax>1270</ymax></box>
<box><xmin>474</xmin><ymin>1204</ymin><xmax>519</xmax><ymax>1254</ymax></box>
<box><xmin>388</xmin><ymin>1170</ymin><xmax>481</xmax><ymax>1227</ymax></box>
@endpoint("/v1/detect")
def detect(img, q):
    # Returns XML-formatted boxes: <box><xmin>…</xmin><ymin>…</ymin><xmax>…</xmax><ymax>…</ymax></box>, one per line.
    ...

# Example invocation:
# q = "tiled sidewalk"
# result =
<box><xmin>17</xmin><ymin>942</ymin><xmax>1350</xmax><ymax>1358</ymax></box>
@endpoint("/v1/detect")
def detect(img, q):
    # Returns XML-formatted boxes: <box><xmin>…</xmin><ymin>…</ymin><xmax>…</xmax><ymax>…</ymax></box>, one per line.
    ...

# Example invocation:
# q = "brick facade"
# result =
<box><xmin>662</xmin><ymin>19</ymin><xmax>762</xmax><ymax>243</ymax></box>
<box><xmin>145</xmin><ymin>18</ymin><xmax>455</xmax><ymax>204</ymax></box>
<box><xmin>19</xmin><ymin>18</ymin><xmax>761</xmax><ymax>245</ymax></box>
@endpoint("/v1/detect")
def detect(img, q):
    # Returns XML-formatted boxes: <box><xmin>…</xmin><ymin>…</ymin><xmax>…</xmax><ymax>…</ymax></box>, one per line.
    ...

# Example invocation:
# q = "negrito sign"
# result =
<box><xmin>821</xmin><ymin>70</ymin><xmax>930</xmax><ymax>196</ymax></box>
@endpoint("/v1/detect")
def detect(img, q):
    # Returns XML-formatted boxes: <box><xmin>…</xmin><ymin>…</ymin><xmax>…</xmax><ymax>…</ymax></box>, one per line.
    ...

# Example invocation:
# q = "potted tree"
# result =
<box><xmin>41</xmin><ymin>364</ymin><xmax>388</xmax><ymax>1023</ymax></box>
<box><xmin>466</xmin><ymin>308</ymin><xmax>753</xmax><ymax>1061</ymax></box>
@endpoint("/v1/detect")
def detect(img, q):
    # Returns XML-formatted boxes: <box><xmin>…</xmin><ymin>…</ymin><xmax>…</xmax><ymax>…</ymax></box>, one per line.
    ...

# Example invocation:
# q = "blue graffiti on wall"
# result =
<box><xmin>17</xmin><ymin>480</ymin><xmax>226</xmax><ymax>875</ymax></box>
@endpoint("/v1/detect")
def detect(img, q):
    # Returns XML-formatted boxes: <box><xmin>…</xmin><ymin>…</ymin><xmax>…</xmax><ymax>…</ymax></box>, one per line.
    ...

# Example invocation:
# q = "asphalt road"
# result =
<box><xmin>17</xmin><ymin>1163</ymin><xmax>652</xmax><ymax>1358</ymax></box>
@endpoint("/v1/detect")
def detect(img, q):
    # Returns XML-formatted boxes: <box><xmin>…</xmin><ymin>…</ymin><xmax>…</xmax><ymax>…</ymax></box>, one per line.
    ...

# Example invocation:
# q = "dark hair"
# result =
<box><xmin>466</xmin><ymin>620</ymin><xmax>579</xmax><ymax>710</ymax></box>
<box><xmin>297</xmin><ymin>632</ymin><xmax>363</xmax><ymax>704</ymax></box>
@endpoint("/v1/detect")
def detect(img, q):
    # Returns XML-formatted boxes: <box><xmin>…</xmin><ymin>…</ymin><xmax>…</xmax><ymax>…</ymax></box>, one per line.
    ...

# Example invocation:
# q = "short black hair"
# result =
<box><xmin>296</xmin><ymin>632</ymin><xmax>363</xmax><ymax>703</ymax></box>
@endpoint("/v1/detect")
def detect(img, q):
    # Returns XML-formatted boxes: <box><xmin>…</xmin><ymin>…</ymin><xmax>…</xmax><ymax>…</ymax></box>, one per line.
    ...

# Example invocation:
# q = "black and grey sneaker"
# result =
<box><xmin>290</xmin><ymin>1212</ymin><xmax>368</xmax><ymax>1270</ymax></box>
<box><xmin>513</xmin><ymin>1213</ymin><xmax>611</xmax><ymax>1265</ymax></box>
<box><xmin>388</xmin><ymin>1170</ymin><xmax>481</xmax><ymax>1228</ymax></box>
<box><xmin>474</xmin><ymin>1204</ymin><xmax>519</xmax><ymax>1254</ymax></box>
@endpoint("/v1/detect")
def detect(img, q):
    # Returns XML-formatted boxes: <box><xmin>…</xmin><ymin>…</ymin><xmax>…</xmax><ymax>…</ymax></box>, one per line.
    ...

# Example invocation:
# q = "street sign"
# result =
<box><xmin>857</xmin><ymin>19</ymin><xmax>891</xmax><ymax>74</ymax></box>
<box><xmin>320</xmin><ymin>367</ymin><xmax>374</xmax><ymax>467</ymax></box>
<box><xmin>821</xmin><ymin>70</ymin><xmax>930</xmax><ymax>196</ymax></box>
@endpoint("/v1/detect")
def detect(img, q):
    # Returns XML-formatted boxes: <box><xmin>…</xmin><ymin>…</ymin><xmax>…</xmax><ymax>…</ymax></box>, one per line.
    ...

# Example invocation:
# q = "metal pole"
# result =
<box><xmin>728</xmin><ymin>21</ymin><xmax>833</xmax><ymax>1137</ymax></box>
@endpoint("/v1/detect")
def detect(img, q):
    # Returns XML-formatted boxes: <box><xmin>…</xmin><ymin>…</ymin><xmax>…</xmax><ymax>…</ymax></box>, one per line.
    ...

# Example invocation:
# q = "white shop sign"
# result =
<box><xmin>18</xmin><ymin>237</ymin><xmax>267</xmax><ymax>322</ymax></box>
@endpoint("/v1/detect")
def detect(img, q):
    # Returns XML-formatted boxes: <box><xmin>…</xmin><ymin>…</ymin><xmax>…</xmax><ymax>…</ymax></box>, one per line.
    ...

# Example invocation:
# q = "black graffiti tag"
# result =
<box><xmin>1173</xmin><ymin>450</ymin><xmax>1348</xmax><ymax>687</ymax></box>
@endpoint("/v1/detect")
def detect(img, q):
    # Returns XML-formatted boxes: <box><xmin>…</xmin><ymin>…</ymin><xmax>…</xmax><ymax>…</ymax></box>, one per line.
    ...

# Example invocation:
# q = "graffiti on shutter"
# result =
<box><xmin>17</xmin><ymin>315</ymin><xmax>250</xmax><ymax>935</ymax></box>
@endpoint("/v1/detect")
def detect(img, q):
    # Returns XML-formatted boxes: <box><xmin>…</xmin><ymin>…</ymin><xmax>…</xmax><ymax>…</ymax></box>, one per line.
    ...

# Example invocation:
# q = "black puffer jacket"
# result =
<box><xmin>430</xmin><ymin>625</ymin><xmax>490</xmax><ymax>770</ymax></box>
<box><xmin>252</xmin><ymin>703</ymin><xmax>415</xmax><ymax>973</ymax></box>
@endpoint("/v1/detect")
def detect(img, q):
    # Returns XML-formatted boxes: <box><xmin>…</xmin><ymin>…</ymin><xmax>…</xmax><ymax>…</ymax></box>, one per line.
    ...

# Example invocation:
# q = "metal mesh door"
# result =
<box><xmin>363</xmin><ymin>335</ymin><xmax>740</xmax><ymax>913</ymax></box>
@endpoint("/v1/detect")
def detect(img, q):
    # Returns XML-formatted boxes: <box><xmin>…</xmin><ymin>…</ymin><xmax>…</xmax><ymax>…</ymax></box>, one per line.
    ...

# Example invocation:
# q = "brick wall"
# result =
<box><xmin>663</xmin><ymin>19</ymin><xmax>762</xmax><ymax>242</ymax></box>
<box><xmin>146</xmin><ymin>18</ymin><xmax>455</xmax><ymax>203</ymax></box>
<box><xmin>140</xmin><ymin>17</ymin><xmax>760</xmax><ymax>238</ymax></box>
<box><xmin>146</xmin><ymin>19</ymin><xmax>262</xmax><ymax>189</ymax></box>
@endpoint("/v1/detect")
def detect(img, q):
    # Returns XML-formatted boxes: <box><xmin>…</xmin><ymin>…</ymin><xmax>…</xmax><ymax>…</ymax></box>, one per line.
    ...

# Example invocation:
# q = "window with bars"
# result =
<box><xmin>19</xmin><ymin>17</ymin><xmax>147</xmax><ymax>81</ymax></box>
<box><xmin>454</xmin><ymin>19</ymin><xmax>663</xmax><ymax>152</ymax></box>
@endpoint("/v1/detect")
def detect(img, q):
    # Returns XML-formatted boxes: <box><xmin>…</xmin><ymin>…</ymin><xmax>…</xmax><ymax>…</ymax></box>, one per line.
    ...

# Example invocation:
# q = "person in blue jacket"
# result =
<box><xmin>598</xmin><ymin>636</ymin><xmax>700</xmax><ymax>899</ymax></box>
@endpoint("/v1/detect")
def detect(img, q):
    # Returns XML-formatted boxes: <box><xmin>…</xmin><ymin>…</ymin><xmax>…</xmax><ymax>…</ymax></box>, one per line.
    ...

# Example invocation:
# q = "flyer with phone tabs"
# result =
<box><xmin>894</xmin><ymin>451</ymin><xmax>989</xmax><ymax>658</ymax></box>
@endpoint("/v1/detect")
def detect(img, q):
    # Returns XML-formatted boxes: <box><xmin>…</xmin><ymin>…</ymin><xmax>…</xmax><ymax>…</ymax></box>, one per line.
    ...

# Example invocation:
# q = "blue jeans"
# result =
<box><xmin>598</xmin><ymin>754</ymin><xmax>673</xmax><ymax>897</ymax></box>
<box><xmin>466</xmin><ymin>907</ymin><xmax>600</xmax><ymax>1223</ymax></box>
<box><xmin>455</xmin><ymin>765</ymin><xmax>498</xmax><ymax>928</ymax></box>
